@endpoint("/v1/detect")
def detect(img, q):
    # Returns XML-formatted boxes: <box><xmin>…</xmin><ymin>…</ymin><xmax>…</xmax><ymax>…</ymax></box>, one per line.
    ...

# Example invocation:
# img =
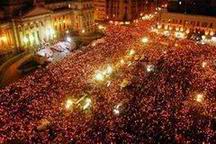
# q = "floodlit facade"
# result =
<box><xmin>93</xmin><ymin>0</ymin><xmax>107</xmax><ymax>21</ymax></box>
<box><xmin>105</xmin><ymin>0</ymin><xmax>167</xmax><ymax>22</ymax></box>
<box><xmin>106</xmin><ymin>0</ymin><xmax>146</xmax><ymax>22</ymax></box>
<box><xmin>159</xmin><ymin>12</ymin><xmax>216</xmax><ymax>36</ymax></box>
<box><xmin>0</xmin><ymin>0</ymin><xmax>95</xmax><ymax>53</ymax></box>
<box><xmin>158</xmin><ymin>0</ymin><xmax>216</xmax><ymax>36</ymax></box>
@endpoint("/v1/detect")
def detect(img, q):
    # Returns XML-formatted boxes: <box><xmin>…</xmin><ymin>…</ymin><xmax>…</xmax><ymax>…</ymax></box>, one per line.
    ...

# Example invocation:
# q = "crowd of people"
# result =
<box><xmin>0</xmin><ymin>18</ymin><xmax>216</xmax><ymax>143</ymax></box>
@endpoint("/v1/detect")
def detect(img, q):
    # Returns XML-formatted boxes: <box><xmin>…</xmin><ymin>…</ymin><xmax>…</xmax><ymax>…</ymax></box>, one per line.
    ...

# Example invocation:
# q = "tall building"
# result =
<box><xmin>105</xmin><ymin>0</ymin><xmax>142</xmax><ymax>22</ymax></box>
<box><xmin>158</xmin><ymin>0</ymin><xmax>216</xmax><ymax>37</ymax></box>
<box><xmin>93</xmin><ymin>0</ymin><xmax>107</xmax><ymax>21</ymax></box>
<box><xmin>0</xmin><ymin>0</ymin><xmax>95</xmax><ymax>53</ymax></box>
<box><xmin>167</xmin><ymin>0</ymin><xmax>216</xmax><ymax>16</ymax></box>
<box><xmin>92</xmin><ymin>0</ymin><xmax>167</xmax><ymax>22</ymax></box>
<box><xmin>105</xmin><ymin>0</ymin><xmax>167</xmax><ymax>22</ymax></box>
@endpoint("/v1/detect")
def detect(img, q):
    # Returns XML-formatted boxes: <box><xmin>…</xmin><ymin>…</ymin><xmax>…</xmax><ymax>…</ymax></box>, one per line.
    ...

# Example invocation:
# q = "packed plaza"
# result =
<box><xmin>1</xmin><ymin>0</ymin><xmax>216</xmax><ymax>143</ymax></box>
<box><xmin>1</xmin><ymin>12</ymin><xmax>216</xmax><ymax>143</ymax></box>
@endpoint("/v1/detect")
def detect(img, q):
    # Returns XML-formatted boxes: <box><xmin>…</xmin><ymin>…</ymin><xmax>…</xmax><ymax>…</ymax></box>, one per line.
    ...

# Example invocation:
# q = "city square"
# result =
<box><xmin>0</xmin><ymin>0</ymin><xmax>216</xmax><ymax>143</ymax></box>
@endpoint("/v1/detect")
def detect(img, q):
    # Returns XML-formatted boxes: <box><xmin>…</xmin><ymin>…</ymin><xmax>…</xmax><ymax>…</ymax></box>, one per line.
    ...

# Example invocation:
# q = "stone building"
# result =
<box><xmin>159</xmin><ymin>12</ymin><xmax>216</xmax><ymax>36</ymax></box>
<box><xmin>158</xmin><ymin>0</ymin><xmax>216</xmax><ymax>36</ymax></box>
<box><xmin>0</xmin><ymin>0</ymin><xmax>95</xmax><ymax>53</ymax></box>
<box><xmin>93</xmin><ymin>0</ymin><xmax>107</xmax><ymax>21</ymax></box>
<box><xmin>105</xmin><ymin>0</ymin><xmax>165</xmax><ymax>22</ymax></box>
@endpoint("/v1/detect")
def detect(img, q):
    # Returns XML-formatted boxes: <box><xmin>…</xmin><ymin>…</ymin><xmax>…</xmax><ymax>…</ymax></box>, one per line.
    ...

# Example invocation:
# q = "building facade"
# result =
<box><xmin>158</xmin><ymin>0</ymin><xmax>216</xmax><ymax>37</ymax></box>
<box><xmin>0</xmin><ymin>0</ymin><xmax>95</xmax><ymax>53</ymax></box>
<box><xmin>167</xmin><ymin>0</ymin><xmax>216</xmax><ymax>16</ymax></box>
<box><xmin>158</xmin><ymin>12</ymin><xmax>216</xmax><ymax>36</ymax></box>
<box><xmin>93</xmin><ymin>0</ymin><xmax>107</xmax><ymax>21</ymax></box>
<box><xmin>105</xmin><ymin>0</ymin><xmax>166</xmax><ymax>22</ymax></box>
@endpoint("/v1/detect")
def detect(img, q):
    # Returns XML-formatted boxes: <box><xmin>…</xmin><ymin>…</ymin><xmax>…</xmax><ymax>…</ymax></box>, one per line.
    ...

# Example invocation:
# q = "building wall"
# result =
<box><xmin>93</xmin><ymin>0</ymin><xmax>106</xmax><ymax>21</ymax></box>
<box><xmin>13</xmin><ymin>14</ymin><xmax>54</xmax><ymax>50</ymax></box>
<box><xmin>72</xmin><ymin>1</ymin><xmax>95</xmax><ymax>33</ymax></box>
<box><xmin>159</xmin><ymin>12</ymin><xmax>216</xmax><ymax>35</ymax></box>
<box><xmin>106</xmin><ymin>0</ymin><xmax>157</xmax><ymax>22</ymax></box>
<box><xmin>0</xmin><ymin>0</ymin><xmax>95</xmax><ymax>54</ymax></box>
<box><xmin>52</xmin><ymin>10</ymin><xmax>73</xmax><ymax>38</ymax></box>
<box><xmin>0</xmin><ymin>23</ymin><xmax>16</xmax><ymax>52</ymax></box>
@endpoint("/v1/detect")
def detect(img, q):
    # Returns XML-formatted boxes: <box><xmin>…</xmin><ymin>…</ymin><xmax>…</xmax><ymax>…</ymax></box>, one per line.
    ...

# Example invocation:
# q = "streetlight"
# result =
<box><xmin>94</xmin><ymin>71</ymin><xmax>105</xmax><ymax>82</ymax></box>
<box><xmin>128</xmin><ymin>49</ymin><xmax>136</xmax><ymax>57</ymax></box>
<box><xmin>82</xmin><ymin>97</ymin><xmax>92</xmax><ymax>110</ymax></box>
<box><xmin>65</xmin><ymin>99</ymin><xmax>74</xmax><ymax>110</ymax></box>
<box><xmin>146</xmin><ymin>64</ymin><xmax>155</xmax><ymax>73</ymax></box>
<box><xmin>66</xmin><ymin>36</ymin><xmax>72</xmax><ymax>43</ymax></box>
<box><xmin>195</xmin><ymin>93</ymin><xmax>204</xmax><ymax>103</ymax></box>
<box><xmin>141</xmin><ymin>37</ymin><xmax>149</xmax><ymax>44</ymax></box>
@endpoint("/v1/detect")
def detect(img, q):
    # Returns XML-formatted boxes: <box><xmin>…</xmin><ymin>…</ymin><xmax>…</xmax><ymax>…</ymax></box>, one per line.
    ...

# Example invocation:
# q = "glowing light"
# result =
<box><xmin>65</xmin><ymin>99</ymin><xmax>73</xmax><ymax>110</ymax></box>
<box><xmin>202</xmin><ymin>35</ymin><xmax>206</xmax><ymax>40</ymax></box>
<box><xmin>83</xmin><ymin>97</ymin><xmax>92</xmax><ymax>110</ymax></box>
<box><xmin>157</xmin><ymin>25</ymin><xmax>162</xmax><ymax>29</ymax></box>
<box><xmin>98</xmin><ymin>25</ymin><xmax>105</xmax><ymax>30</ymax></box>
<box><xmin>92</xmin><ymin>42</ymin><xmax>96</xmax><ymax>47</ymax></box>
<box><xmin>195</xmin><ymin>94</ymin><xmax>204</xmax><ymax>103</ymax></box>
<box><xmin>94</xmin><ymin>72</ymin><xmax>105</xmax><ymax>82</ymax></box>
<box><xmin>201</xmin><ymin>61</ymin><xmax>207</xmax><ymax>68</ymax></box>
<box><xmin>46</xmin><ymin>28</ymin><xmax>55</xmax><ymax>37</ymax></box>
<box><xmin>141</xmin><ymin>37</ymin><xmax>149</xmax><ymax>44</ymax></box>
<box><xmin>146</xmin><ymin>64</ymin><xmax>155</xmax><ymax>72</ymax></box>
<box><xmin>210</xmin><ymin>31</ymin><xmax>215</xmax><ymax>36</ymax></box>
<box><xmin>120</xmin><ymin>79</ymin><xmax>129</xmax><ymax>88</ymax></box>
<box><xmin>109</xmin><ymin>20</ymin><xmax>113</xmax><ymax>24</ymax></box>
<box><xmin>66</xmin><ymin>30</ymin><xmax>69</xmax><ymax>34</ymax></box>
<box><xmin>113</xmin><ymin>103</ymin><xmax>122</xmax><ymax>115</ymax></box>
<box><xmin>174</xmin><ymin>43</ymin><xmax>178</xmax><ymax>47</ymax></box>
<box><xmin>105</xmin><ymin>65</ymin><xmax>113</xmax><ymax>75</ymax></box>
<box><xmin>0</xmin><ymin>36</ymin><xmax>7</xmax><ymax>42</ymax></box>
<box><xmin>114</xmin><ymin>21</ymin><xmax>119</xmax><ymax>25</ymax></box>
<box><xmin>113</xmin><ymin>108</ymin><xmax>120</xmax><ymax>115</ymax></box>
<box><xmin>164</xmin><ymin>25</ymin><xmax>168</xmax><ymax>30</ymax></box>
<box><xmin>23</xmin><ymin>36</ymin><xmax>29</xmax><ymax>44</ymax></box>
<box><xmin>107</xmin><ymin>81</ymin><xmax>111</xmax><ymax>87</ymax></box>
<box><xmin>66</xmin><ymin>36</ymin><xmax>72</xmax><ymax>42</ymax></box>
<box><xmin>169</xmin><ymin>27</ymin><xmax>173</xmax><ymax>31</ymax></box>
<box><xmin>29</xmin><ymin>35</ymin><xmax>34</xmax><ymax>42</ymax></box>
<box><xmin>128</xmin><ymin>49</ymin><xmax>135</xmax><ymax>56</ymax></box>
<box><xmin>212</xmin><ymin>36</ymin><xmax>216</xmax><ymax>42</ymax></box>
<box><xmin>127</xmin><ymin>61</ymin><xmax>132</xmax><ymax>67</ymax></box>
<box><xmin>120</xmin><ymin>59</ymin><xmax>125</xmax><ymax>65</ymax></box>
<box><xmin>175</xmin><ymin>32</ymin><xmax>185</xmax><ymax>39</ymax></box>
<box><xmin>125</xmin><ymin>21</ymin><xmax>130</xmax><ymax>25</ymax></box>
<box><xmin>163</xmin><ymin>31</ymin><xmax>170</xmax><ymax>36</ymax></box>
<box><xmin>81</xmin><ymin>29</ymin><xmax>85</xmax><ymax>34</ymax></box>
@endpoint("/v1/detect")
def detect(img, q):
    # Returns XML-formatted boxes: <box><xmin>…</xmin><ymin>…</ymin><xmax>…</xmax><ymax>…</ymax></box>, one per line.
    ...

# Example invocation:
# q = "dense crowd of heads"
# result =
<box><xmin>0</xmin><ymin>19</ymin><xmax>216</xmax><ymax>143</ymax></box>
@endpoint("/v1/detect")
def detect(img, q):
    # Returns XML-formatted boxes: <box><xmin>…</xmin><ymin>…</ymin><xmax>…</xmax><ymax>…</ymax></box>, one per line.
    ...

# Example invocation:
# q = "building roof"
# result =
<box><xmin>22</xmin><ymin>6</ymin><xmax>52</xmax><ymax>18</ymax></box>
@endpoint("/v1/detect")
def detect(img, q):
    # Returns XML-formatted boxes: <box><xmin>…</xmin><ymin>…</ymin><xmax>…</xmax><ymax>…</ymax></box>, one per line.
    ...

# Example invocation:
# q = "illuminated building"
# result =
<box><xmin>158</xmin><ymin>0</ymin><xmax>216</xmax><ymax>36</ymax></box>
<box><xmin>106</xmin><ymin>0</ymin><xmax>147</xmax><ymax>22</ymax></box>
<box><xmin>0</xmin><ymin>0</ymin><xmax>95</xmax><ymax>53</ymax></box>
<box><xmin>167</xmin><ymin>0</ymin><xmax>216</xmax><ymax>16</ymax></box>
<box><xmin>93</xmin><ymin>0</ymin><xmax>107</xmax><ymax>21</ymax></box>
<box><xmin>105</xmin><ymin>0</ymin><xmax>167</xmax><ymax>22</ymax></box>
<box><xmin>92</xmin><ymin>0</ymin><xmax>168</xmax><ymax>22</ymax></box>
